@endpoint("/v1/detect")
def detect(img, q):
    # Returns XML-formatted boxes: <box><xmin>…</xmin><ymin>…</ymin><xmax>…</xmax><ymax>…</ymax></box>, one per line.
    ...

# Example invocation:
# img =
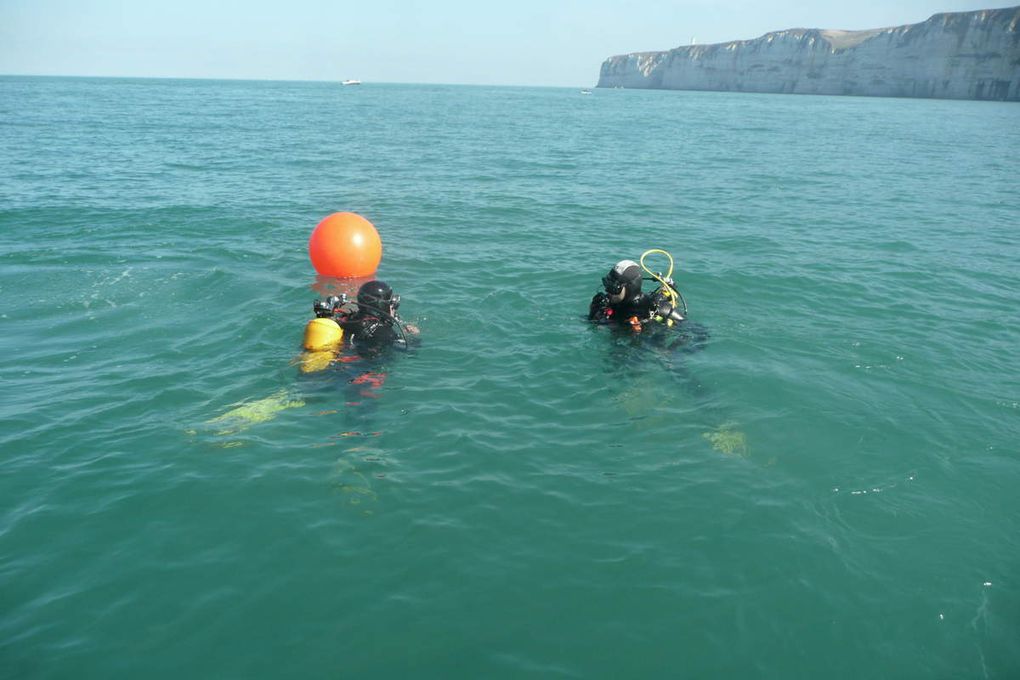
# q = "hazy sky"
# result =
<box><xmin>1</xmin><ymin>0</ymin><xmax>1013</xmax><ymax>86</ymax></box>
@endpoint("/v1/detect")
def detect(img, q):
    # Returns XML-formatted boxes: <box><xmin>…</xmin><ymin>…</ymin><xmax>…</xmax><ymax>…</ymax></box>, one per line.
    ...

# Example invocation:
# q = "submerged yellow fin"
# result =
<box><xmin>703</xmin><ymin>423</ymin><xmax>748</xmax><ymax>456</ymax></box>
<box><xmin>206</xmin><ymin>389</ymin><xmax>305</xmax><ymax>433</ymax></box>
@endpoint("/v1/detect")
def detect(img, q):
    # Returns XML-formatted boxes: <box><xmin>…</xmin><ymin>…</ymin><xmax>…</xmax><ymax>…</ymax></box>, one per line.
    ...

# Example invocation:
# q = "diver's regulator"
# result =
<box><xmin>313</xmin><ymin>294</ymin><xmax>348</xmax><ymax>319</ymax></box>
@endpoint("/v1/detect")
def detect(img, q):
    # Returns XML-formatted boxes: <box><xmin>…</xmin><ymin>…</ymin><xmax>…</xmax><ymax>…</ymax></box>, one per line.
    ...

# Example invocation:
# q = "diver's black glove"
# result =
<box><xmin>589</xmin><ymin>292</ymin><xmax>610</xmax><ymax>321</ymax></box>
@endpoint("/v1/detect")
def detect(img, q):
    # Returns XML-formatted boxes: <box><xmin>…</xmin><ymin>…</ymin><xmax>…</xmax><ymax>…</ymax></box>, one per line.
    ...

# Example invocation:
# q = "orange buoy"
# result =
<box><xmin>308</xmin><ymin>212</ymin><xmax>382</xmax><ymax>278</ymax></box>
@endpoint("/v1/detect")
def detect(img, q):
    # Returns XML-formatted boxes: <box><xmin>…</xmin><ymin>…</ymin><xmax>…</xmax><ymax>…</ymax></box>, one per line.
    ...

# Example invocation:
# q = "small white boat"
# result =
<box><xmin>580</xmin><ymin>88</ymin><xmax>593</xmax><ymax>95</ymax></box>
<box><xmin>342</xmin><ymin>79</ymin><xmax>362</xmax><ymax>86</ymax></box>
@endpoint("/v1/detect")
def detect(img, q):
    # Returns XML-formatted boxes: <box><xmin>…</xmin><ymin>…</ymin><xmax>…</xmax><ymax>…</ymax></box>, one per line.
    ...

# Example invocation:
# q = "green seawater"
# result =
<box><xmin>1</xmin><ymin>76</ymin><xmax>1018</xmax><ymax>678</ymax></box>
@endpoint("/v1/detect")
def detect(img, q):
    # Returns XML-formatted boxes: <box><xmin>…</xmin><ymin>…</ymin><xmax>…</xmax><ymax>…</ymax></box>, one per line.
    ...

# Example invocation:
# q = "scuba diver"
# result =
<box><xmin>589</xmin><ymin>252</ymin><xmax>687</xmax><ymax>332</ymax></box>
<box><xmin>302</xmin><ymin>280</ymin><xmax>419</xmax><ymax>408</ymax></box>
<box><xmin>587</xmin><ymin>252</ymin><xmax>735</xmax><ymax>454</ymax></box>
<box><xmin>312</xmin><ymin>280</ymin><xmax>419</xmax><ymax>357</ymax></box>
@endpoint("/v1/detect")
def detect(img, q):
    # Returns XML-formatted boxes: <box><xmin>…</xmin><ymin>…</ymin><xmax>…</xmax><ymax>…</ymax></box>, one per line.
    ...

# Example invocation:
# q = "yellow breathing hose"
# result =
<box><xmin>640</xmin><ymin>248</ymin><xmax>680</xmax><ymax>312</ymax></box>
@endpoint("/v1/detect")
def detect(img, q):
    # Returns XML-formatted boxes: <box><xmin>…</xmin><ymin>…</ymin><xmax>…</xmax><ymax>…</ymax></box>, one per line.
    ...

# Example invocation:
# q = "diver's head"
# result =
<box><xmin>602</xmin><ymin>260</ymin><xmax>642</xmax><ymax>302</ymax></box>
<box><xmin>357</xmin><ymin>280</ymin><xmax>400</xmax><ymax>315</ymax></box>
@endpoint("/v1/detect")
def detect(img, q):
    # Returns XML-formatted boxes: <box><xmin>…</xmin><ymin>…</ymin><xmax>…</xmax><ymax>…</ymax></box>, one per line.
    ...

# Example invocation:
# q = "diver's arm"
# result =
<box><xmin>589</xmin><ymin>293</ymin><xmax>611</xmax><ymax>322</ymax></box>
<box><xmin>399</xmin><ymin>318</ymin><xmax>421</xmax><ymax>336</ymax></box>
<box><xmin>331</xmin><ymin>302</ymin><xmax>358</xmax><ymax>329</ymax></box>
<box><xmin>390</xmin><ymin>312</ymin><xmax>419</xmax><ymax>336</ymax></box>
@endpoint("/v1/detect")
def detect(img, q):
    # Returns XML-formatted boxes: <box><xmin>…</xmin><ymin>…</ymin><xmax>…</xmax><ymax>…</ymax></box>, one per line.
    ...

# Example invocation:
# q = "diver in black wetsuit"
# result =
<box><xmin>326</xmin><ymin>280</ymin><xmax>419</xmax><ymax>355</ymax></box>
<box><xmin>588</xmin><ymin>260</ymin><xmax>685</xmax><ymax>332</ymax></box>
<box><xmin>589</xmin><ymin>257</ymin><xmax>710</xmax><ymax>358</ymax></box>
<box><xmin>312</xmin><ymin>280</ymin><xmax>419</xmax><ymax>356</ymax></box>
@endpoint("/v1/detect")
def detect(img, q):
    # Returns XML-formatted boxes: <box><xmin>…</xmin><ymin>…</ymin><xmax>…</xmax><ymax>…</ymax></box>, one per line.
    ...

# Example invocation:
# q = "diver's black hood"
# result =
<box><xmin>604</xmin><ymin>260</ymin><xmax>643</xmax><ymax>299</ymax></box>
<box><xmin>357</xmin><ymin>280</ymin><xmax>393</xmax><ymax>307</ymax></box>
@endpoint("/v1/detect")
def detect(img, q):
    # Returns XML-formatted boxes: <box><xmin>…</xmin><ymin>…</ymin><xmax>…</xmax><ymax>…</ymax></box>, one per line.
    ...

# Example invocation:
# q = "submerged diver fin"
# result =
<box><xmin>206</xmin><ymin>389</ymin><xmax>305</xmax><ymax>434</ymax></box>
<box><xmin>703</xmin><ymin>423</ymin><xmax>749</xmax><ymax>456</ymax></box>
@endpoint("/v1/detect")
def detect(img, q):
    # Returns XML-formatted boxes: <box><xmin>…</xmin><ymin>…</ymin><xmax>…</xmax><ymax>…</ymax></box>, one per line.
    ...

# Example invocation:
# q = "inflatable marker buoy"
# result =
<box><xmin>308</xmin><ymin>212</ymin><xmax>382</xmax><ymax>278</ymax></box>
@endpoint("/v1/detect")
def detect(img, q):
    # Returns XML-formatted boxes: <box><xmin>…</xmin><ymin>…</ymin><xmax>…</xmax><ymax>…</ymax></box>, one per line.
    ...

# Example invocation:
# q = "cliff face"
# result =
<box><xmin>597</xmin><ymin>7</ymin><xmax>1020</xmax><ymax>101</ymax></box>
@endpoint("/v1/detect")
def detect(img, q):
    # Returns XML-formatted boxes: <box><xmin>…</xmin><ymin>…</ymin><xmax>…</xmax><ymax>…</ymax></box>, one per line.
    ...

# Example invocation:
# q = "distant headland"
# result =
<box><xmin>597</xmin><ymin>6</ymin><xmax>1020</xmax><ymax>101</ymax></box>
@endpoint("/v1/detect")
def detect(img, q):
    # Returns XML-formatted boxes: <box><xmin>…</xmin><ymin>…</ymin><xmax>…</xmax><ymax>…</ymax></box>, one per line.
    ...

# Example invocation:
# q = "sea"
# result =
<box><xmin>1</xmin><ymin>76</ymin><xmax>1018</xmax><ymax>678</ymax></box>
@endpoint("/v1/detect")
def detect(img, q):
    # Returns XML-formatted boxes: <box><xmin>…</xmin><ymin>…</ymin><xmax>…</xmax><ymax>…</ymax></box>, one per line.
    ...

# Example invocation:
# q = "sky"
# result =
<box><xmin>1</xmin><ymin>0</ymin><xmax>1014</xmax><ymax>86</ymax></box>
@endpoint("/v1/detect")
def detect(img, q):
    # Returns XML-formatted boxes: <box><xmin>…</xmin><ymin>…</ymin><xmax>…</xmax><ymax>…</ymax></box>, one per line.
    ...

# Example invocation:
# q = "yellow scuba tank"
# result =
<box><xmin>303</xmin><ymin>317</ymin><xmax>343</xmax><ymax>350</ymax></box>
<box><xmin>300</xmin><ymin>317</ymin><xmax>344</xmax><ymax>373</ymax></box>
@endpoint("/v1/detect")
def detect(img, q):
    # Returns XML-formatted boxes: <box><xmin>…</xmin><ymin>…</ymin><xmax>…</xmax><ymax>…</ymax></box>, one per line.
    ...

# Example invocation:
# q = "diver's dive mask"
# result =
<box><xmin>603</xmin><ymin>260</ymin><xmax>643</xmax><ymax>297</ymax></box>
<box><xmin>601</xmin><ymin>275</ymin><xmax>625</xmax><ymax>295</ymax></box>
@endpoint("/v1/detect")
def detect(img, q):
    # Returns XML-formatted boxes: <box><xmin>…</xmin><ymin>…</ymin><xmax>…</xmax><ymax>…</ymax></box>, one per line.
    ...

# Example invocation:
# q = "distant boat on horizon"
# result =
<box><xmin>341</xmin><ymin>79</ymin><xmax>362</xmax><ymax>86</ymax></box>
<box><xmin>580</xmin><ymin>88</ymin><xmax>593</xmax><ymax>95</ymax></box>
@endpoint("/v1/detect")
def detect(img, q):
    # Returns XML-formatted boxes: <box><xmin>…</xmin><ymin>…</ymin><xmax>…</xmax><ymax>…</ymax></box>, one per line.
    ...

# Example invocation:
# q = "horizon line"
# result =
<box><xmin>0</xmin><ymin>72</ymin><xmax>598</xmax><ymax>89</ymax></box>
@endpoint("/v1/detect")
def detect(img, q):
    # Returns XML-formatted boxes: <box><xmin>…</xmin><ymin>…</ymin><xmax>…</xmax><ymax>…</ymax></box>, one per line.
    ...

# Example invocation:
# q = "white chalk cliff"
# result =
<box><xmin>597</xmin><ymin>7</ymin><xmax>1020</xmax><ymax>100</ymax></box>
